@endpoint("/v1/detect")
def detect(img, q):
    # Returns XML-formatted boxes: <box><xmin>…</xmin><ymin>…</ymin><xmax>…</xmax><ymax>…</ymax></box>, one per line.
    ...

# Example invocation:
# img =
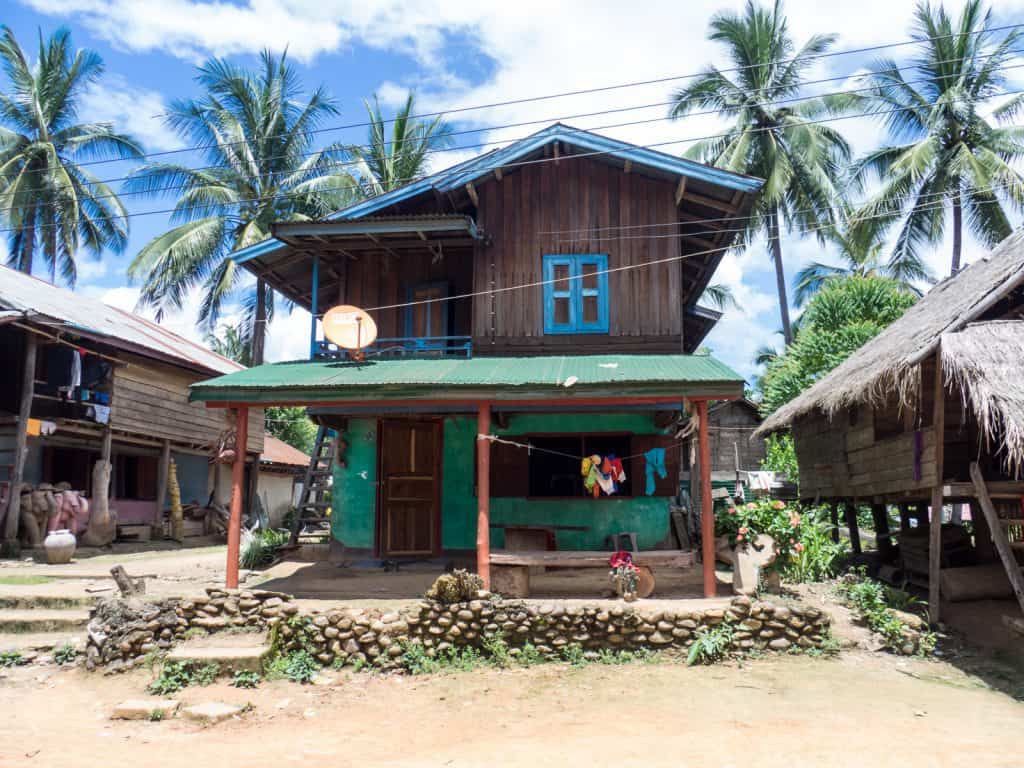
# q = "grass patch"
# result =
<box><xmin>0</xmin><ymin>575</ymin><xmax>53</xmax><ymax>585</ymax></box>
<box><xmin>836</xmin><ymin>570</ymin><xmax>936</xmax><ymax>655</ymax></box>
<box><xmin>0</xmin><ymin>650</ymin><xmax>27</xmax><ymax>667</ymax></box>
<box><xmin>232</xmin><ymin>670</ymin><xmax>262</xmax><ymax>688</ymax></box>
<box><xmin>265</xmin><ymin>650</ymin><xmax>320</xmax><ymax>683</ymax></box>
<box><xmin>53</xmin><ymin>643</ymin><xmax>78</xmax><ymax>665</ymax></box>
<box><xmin>686</xmin><ymin>623</ymin><xmax>735</xmax><ymax>666</ymax></box>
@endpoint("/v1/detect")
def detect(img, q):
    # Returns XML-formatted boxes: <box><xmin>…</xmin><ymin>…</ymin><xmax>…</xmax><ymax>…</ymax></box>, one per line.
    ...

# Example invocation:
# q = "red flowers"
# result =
<box><xmin>608</xmin><ymin>550</ymin><xmax>638</xmax><ymax>571</ymax></box>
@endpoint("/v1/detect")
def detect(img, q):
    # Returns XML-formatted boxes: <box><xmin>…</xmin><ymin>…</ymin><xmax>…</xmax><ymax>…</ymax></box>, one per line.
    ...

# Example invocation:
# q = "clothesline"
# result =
<box><xmin>477</xmin><ymin>433</ymin><xmax>692</xmax><ymax>463</ymax></box>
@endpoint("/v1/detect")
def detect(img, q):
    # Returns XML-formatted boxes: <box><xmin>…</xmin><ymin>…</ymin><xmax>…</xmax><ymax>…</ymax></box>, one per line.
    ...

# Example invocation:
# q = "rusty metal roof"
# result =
<box><xmin>0</xmin><ymin>264</ymin><xmax>243</xmax><ymax>375</ymax></box>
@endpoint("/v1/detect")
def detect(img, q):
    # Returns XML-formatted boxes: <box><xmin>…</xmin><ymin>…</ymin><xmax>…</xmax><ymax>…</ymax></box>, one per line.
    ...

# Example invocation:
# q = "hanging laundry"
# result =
<box><xmin>607</xmin><ymin>455</ymin><xmax>626</xmax><ymax>483</ymax></box>
<box><xmin>582</xmin><ymin>454</ymin><xmax>603</xmax><ymax>497</ymax></box>
<box><xmin>644</xmin><ymin>448</ymin><xmax>667</xmax><ymax>496</ymax></box>
<box><xmin>91</xmin><ymin>404</ymin><xmax>110</xmax><ymax>424</ymax></box>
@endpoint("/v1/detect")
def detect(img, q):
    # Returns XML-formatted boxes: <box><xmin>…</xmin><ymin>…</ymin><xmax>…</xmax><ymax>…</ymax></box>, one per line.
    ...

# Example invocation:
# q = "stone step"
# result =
<box><xmin>0</xmin><ymin>608</ymin><xmax>90</xmax><ymax>634</ymax></box>
<box><xmin>0</xmin><ymin>594</ymin><xmax>96</xmax><ymax>611</ymax></box>
<box><xmin>0</xmin><ymin>630</ymin><xmax>85</xmax><ymax>653</ymax></box>
<box><xmin>165</xmin><ymin>643</ymin><xmax>270</xmax><ymax>673</ymax></box>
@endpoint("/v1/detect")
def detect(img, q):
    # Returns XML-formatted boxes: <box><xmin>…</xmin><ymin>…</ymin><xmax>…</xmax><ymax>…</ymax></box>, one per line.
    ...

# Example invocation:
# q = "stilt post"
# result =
<box><xmin>476</xmin><ymin>403</ymin><xmax>492</xmax><ymax>590</ymax></box>
<box><xmin>226</xmin><ymin>406</ymin><xmax>249</xmax><ymax>589</ymax></box>
<box><xmin>696</xmin><ymin>400</ymin><xmax>715</xmax><ymax>598</ymax></box>
<box><xmin>929</xmin><ymin>351</ymin><xmax>945</xmax><ymax>620</ymax></box>
<box><xmin>4</xmin><ymin>331</ymin><xmax>37</xmax><ymax>544</ymax></box>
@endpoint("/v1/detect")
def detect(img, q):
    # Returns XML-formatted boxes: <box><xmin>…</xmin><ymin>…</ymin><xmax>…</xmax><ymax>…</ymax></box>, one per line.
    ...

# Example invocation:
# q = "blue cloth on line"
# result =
<box><xmin>644</xmin><ymin>448</ymin><xmax>667</xmax><ymax>496</ymax></box>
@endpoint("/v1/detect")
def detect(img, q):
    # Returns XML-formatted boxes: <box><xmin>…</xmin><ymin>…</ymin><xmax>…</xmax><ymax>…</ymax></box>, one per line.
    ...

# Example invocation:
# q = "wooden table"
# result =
<box><xmin>489</xmin><ymin>549</ymin><xmax>696</xmax><ymax>598</ymax></box>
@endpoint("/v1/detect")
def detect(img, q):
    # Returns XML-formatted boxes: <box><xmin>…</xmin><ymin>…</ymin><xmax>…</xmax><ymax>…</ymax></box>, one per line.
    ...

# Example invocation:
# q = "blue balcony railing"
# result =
<box><xmin>313</xmin><ymin>336</ymin><xmax>472</xmax><ymax>361</ymax></box>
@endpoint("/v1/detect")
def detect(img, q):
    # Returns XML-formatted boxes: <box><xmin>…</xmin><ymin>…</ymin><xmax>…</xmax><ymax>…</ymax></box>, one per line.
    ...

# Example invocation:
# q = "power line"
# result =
<box><xmin>5</xmin><ymin>49</ymin><xmax>1022</xmax><ymax>206</ymax></box>
<box><xmin>63</xmin><ymin>21</ymin><xmax>1024</xmax><ymax>170</ymax></box>
<box><xmin>348</xmin><ymin>188</ymin><xmax>1015</xmax><ymax>318</ymax></box>
<box><xmin>7</xmin><ymin>85</ymin><xmax>1024</xmax><ymax>238</ymax></box>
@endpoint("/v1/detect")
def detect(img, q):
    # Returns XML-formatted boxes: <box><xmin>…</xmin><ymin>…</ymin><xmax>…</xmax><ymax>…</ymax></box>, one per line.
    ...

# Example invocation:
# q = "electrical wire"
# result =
<box><xmin>4</xmin><ymin>52</ymin><xmax>1022</xmax><ymax>210</ymax></box>
<box><xmin>6</xmin><ymin>84</ymin><xmax>1024</xmax><ymax>238</ymax></box>
<box><xmin>61</xmin><ymin>21</ymin><xmax>1024</xmax><ymax>170</ymax></box>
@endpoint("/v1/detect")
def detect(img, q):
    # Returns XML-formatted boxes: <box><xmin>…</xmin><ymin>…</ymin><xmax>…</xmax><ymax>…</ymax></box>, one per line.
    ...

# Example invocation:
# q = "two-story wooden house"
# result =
<box><xmin>190</xmin><ymin>124</ymin><xmax>763</xmax><ymax>597</ymax></box>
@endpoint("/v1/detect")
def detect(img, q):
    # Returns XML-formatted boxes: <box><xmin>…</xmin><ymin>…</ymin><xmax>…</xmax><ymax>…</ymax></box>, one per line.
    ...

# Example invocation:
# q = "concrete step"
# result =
<box><xmin>0</xmin><ymin>594</ymin><xmax>95</xmax><ymax>611</ymax></box>
<box><xmin>165</xmin><ymin>642</ymin><xmax>270</xmax><ymax>673</ymax></box>
<box><xmin>0</xmin><ymin>630</ymin><xmax>85</xmax><ymax>653</ymax></box>
<box><xmin>0</xmin><ymin>608</ymin><xmax>90</xmax><ymax>634</ymax></box>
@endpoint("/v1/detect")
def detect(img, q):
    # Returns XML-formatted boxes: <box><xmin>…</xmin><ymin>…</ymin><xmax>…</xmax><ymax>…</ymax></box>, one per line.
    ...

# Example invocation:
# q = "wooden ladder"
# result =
<box><xmin>290</xmin><ymin>425</ymin><xmax>335</xmax><ymax>545</ymax></box>
<box><xmin>969</xmin><ymin>462</ymin><xmax>1024</xmax><ymax>619</ymax></box>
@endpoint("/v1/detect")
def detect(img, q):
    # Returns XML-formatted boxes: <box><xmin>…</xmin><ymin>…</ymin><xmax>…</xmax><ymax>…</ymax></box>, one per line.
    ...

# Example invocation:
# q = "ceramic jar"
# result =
<box><xmin>44</xmin><ymin>529</ymin><xmax>76</xmax><ymax>564</ymax></box>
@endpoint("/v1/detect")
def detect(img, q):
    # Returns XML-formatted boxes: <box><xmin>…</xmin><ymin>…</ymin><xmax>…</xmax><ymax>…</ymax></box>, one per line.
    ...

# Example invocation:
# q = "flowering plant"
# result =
<box><xmin>715</xmin><ymin>498</ymin><xmax>805</xmax><ymax>562</ymax></box>
<box><xmin>608</xmin><ymin>550</ymin><xmax>639</xmax><ymax>599</ymax></box>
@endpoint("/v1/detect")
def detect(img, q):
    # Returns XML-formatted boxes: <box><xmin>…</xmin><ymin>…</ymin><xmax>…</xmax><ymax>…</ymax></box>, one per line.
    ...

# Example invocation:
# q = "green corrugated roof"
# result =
<box><xmin>190</xmin><ymin>354</ymin><xmax>744</xmax><ymax>405</ymax></box>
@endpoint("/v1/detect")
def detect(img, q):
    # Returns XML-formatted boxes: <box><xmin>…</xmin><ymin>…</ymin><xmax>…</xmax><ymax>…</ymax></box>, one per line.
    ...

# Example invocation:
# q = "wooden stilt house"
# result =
<box><xmin>758</xmin><ymin>230</ymin><xmax>1024</xmax><ymax>619</ymax></box>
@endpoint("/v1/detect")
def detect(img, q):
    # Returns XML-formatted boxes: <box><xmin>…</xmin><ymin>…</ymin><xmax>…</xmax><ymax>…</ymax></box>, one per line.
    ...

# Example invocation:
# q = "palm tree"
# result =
<box><xmin>847</xmin><ymin>0</ymin><xmax>1024</xmax><ymax>276</ymax></box>
<box><xmin>127</xmin><ymin>51</ymin><xmax>359</xmax><ymax>364</ymax></box>
<box><xmin>0</xmin><ymin>26</ymin><xmax>142</xmax><ymax>285</ymax></box>
<box><xmin>793</xmin><ymin>215</ymin><xmax>934</xmax><ymax>306</ymax></box>
<box><xmin>206</xmin><ymin>322</ymin><xmax>252</xmax><ymax>367</ymax></box>
<box><xmin>669</xmin><ymin>0</ymin><xmax>851</xmax><ymax>345</ymax></box>
<box><xmin>701</xmin><ymin>282</ymin><xmax>739</xmax><ymax>310</ymax></box>
<box><xmin>348</xmin><ymin>92</ymin><xmax>453</xmax><ymax>195</ymax></box>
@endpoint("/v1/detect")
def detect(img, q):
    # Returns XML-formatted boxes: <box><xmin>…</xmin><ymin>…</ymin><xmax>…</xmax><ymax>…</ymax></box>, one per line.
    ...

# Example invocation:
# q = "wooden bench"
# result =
<box><xmin>489</xmin><ymin>549</ymin><xmax>697</xmax><ymax>598</ymax></box>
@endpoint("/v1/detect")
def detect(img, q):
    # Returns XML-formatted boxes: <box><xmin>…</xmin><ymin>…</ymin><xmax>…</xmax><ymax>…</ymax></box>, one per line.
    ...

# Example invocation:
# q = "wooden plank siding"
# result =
<box><xmin>472</xmin><ymin>156</ymin><xmax>686</xmax><ymax>354</ymax></box>
<box><xmin>112</xmin><ymin>355</ymin><xmax>264</xmax><ymax>454</ymax></box>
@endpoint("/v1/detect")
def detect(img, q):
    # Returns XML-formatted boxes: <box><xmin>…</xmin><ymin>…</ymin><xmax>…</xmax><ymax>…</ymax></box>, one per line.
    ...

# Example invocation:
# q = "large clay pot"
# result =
<box><xmin>44</xmin><ymin>529</ymin><xmax>76</xmax><ymax>565</ymax></box>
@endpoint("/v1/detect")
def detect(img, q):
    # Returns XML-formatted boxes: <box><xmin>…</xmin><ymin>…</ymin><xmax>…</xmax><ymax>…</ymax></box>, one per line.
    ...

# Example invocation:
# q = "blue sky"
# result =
<box><xmin>5</xmin><ymin>0</ymin><xmax>1024</xmax><ymax>380</ymax></box>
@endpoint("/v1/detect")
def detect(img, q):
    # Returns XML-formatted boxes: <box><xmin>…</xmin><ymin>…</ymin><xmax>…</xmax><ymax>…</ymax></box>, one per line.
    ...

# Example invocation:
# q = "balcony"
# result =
<box><xmin>313</xmin><ymin>336</ymin><xmax>472</xmax><ymax>361</ymax></box>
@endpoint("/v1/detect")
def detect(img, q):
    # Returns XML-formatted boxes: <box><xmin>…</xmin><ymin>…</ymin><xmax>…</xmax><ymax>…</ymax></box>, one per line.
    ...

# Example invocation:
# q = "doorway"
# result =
<box><xmin>378</xmin><ymin>420</ymin><xmax>442</xmax><ymax>558</ymax></box>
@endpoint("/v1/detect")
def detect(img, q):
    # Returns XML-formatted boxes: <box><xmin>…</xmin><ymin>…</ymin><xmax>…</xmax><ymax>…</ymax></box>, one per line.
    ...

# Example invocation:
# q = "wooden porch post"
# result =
<box><xmin>929</xmin><ymin>351</ymin><xmax>945</xmax><ymax>620</ymax></box>
<box><xmin>844</xmin><ymin>502</ymin><xmax>862</xmax><ymax>554</ymax></box>
<box><xmin>829</xmin><ymin>502</ymin><xmax>840</xmax><ymax>544</ymax></box>
<box><xmin>696</xmin><ymin>400</ymin><xmax>715</xmax><ymax>598</ymax></box>
<box><xmin>155</xmin><ymin>439</ymin><xmax>171</xmax><ymax>523</ymax></box>
<box><xmin>871</xmin><ymin>503</ymin><xmax>894</xmax><ymax>562</ymax></box>
<box><xmin>4</xmin><ymin>331</ymin><xmax>37</xmax><ymax>544</ymax></box>
<box><xmin>226</xmin><ymin>406</ymin><xmax>249</xmax><ymax>589</ymax></box>
<box><xmin>476</xmin><ymin>403</ymin><xmax>491</xmax><ymax>589</ymax></box>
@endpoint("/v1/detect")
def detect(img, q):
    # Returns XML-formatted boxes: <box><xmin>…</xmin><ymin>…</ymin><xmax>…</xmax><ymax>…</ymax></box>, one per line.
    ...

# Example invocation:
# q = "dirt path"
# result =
<box><xmin>1</xmin><ymin>652</ymin><xmax>1020</xmax><ymax>768</ymax></box>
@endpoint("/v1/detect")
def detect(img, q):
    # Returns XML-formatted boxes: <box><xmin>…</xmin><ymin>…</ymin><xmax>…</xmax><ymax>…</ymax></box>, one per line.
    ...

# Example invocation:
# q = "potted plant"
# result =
<box><xmin>715</xmin><ymin>499</ymin><xmax>805</xmax><ymax>594</ymax></box>
<box><xmin>608</xmin><ymin>551</ymin><xmax>640</xmax><ymax>602</ymax></box>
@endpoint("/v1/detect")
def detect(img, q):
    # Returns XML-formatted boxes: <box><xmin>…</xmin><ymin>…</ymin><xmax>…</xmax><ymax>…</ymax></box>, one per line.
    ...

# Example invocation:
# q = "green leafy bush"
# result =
<box><xmin>686</xmin><ymin>623</ymin><xmax>735</xmax><ymax>666</ymax></box>
<box><xmin>0</xmin><ymin>651</ymin><xmax>26</xmax><ymax>667</ymax></box>
<box><xmin>266</xmin><ymin>650</ymin><xmax>320</xmax><ymax>683</ymax></box>
<box><xmin>716</xmin><ymin>498</ymin><xmax>804</xmax><ymax>562</ymax></box>
<box><xmin>240</xmin><ymin>528</ymin><xmax>289</xmax><ymax>570</ymax></box>
<box><xmin>781</xmin><ymin>508</ymin><xmax>847</xmax><ymax>583</ymax></box>
<box><xmin>147</xmin><ymin>660</ymin><xmax>220</xmax><ymax>694</ymax></box>
<box><xmin>761</xmin><ymin>432</ymin><xmax>799</xmax><ymax>483</ymax></box>
<box><xmin>232</xmin><ymin>670</ymin><xmax>261</xmax><ymax>688</ymax></box>
<box><xmin>836</xmin><ymin>570</ymin><xmax>935</xmax><ymax>654</ymax></box>
<box><xmin>53</xmin><ymin>644</ymin><xmax>78</xmax><ymax>665</ymax></box>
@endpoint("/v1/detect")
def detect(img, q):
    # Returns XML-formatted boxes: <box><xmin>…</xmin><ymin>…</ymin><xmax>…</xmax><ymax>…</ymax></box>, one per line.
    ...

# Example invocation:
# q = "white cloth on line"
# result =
<box><xmin>744</xmin><ymin>471</ymin><xmax>776</xmax><ymax>491</ymax></box>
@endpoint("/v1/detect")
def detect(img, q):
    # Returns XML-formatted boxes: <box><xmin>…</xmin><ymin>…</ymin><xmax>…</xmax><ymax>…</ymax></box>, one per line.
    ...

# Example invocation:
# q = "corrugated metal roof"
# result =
<box><xmin>260</xmin><ymin>435</ymin><xmax>310</xmax><ymax>467</ymax></box>
<box><xmin>0</xmin><ymin>265</ymin><xmax>243</xmax><ymax>375</ymax></box>
<box><xmin>190</xmin><ymin>353</ymin><xmax>744</xmax><ymax>404</ymax></box>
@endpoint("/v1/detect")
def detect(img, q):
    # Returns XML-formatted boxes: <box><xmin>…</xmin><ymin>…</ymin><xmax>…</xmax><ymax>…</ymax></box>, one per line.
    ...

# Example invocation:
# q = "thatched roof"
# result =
<box><xmin>942</xmin><ymin>321</ymin><xmax>1024</xmax><ymax>472</ymax></box>
<box><xmin>759</xmin><ymin>229</ymin><xmax>1024</xmax><ymax>434</ymax></box>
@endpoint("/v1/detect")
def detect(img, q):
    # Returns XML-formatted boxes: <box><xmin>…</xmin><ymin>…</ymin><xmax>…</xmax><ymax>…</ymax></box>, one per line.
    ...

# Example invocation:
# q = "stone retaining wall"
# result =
<box><xmin>87</xmin><ymin>589</ymin><xmax>833</xmax><ymax>672</ymax></box>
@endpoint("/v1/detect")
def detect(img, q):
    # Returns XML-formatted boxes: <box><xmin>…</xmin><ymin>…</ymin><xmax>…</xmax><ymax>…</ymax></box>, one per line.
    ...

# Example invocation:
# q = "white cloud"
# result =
<box><xmin>80</xmin><ymin>74</ymin><xmax>183</xmax><ymax>152</ymax></box>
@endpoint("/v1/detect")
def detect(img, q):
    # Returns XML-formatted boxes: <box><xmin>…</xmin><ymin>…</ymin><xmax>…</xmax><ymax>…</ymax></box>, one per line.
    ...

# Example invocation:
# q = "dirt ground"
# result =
<box><xmin>1</xmin><ymin>650</ymin><xmax>1022</xmax><ymax>768</ymax></box>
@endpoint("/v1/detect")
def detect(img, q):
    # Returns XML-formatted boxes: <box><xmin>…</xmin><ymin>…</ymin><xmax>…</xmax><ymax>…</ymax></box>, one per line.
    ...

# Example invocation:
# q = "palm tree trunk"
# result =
<box><xmin>251</xmin><ymin>278</ymin><xmax>267</xmax><ymax>366</ymax></box>
<box><xmin>21</xmin><ymin>216</ymin><xmax>35</xmax><ymax>276</ymax></box>
<box><xmin>951</xmin><ymin>191</ymin><xmax>963</xmax><ymax>275</ymax></box>
<box><xmin>769</xmin><ymin>207</ymin><xmax>794</xmax><ymax>345</ymax></box>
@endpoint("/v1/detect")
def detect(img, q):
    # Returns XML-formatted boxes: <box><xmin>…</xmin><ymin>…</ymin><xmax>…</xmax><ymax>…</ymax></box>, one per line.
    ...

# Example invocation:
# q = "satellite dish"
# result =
<box><xmin>322</xmin><ymin>305</ymin><xmax>378</xmax><ymax>355</ymax></box>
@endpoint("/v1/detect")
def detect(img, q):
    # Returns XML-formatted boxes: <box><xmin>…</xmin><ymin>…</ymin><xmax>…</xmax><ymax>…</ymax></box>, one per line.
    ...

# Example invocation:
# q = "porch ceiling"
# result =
<box><xmin>189</xmin><ymin>353</ymin><xmax>744</xmax><ymax>407</ymax></box>
<box><xmin>238</xmin><ymin>214</ymin><xmax>480</xmax><ymax>308</ymax></box>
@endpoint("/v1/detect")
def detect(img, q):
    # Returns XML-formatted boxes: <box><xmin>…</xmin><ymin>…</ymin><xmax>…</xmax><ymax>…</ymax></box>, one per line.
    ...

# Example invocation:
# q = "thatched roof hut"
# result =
<box><xmin>759</xmin><ymin>229</ymin><xmax>1024</xmax><ymax>471</ymax></box>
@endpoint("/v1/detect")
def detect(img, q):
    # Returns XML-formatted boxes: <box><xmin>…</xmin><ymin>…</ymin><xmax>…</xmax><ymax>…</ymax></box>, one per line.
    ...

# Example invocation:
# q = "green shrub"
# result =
<box><xmin>147</xmin><ymin>661</ymin><xmax>195</xmax><ymax>695</ymax></box>
<box><xmin>240</xmin><ymin>528</ymin><xmax>289</xmax><ymax>570</ymax></box>
<box><xmin>762</xmin><ymin>432</ymin><xmax>798</xmax><ymax>483</ymax></box>
<box><xmin>232</xmin><ymin>670</ymin><xmax>261</xmax><ymax>688</ymax></box>
<box><xmin>266</xmin><ymin>650</ymin><xmax>320</xmax><ymax>683</ymax></box>
<box><xmin>481</xmin><ymin>634</ymin><xmax>513</xmax><ymax>669</ymax></box>
<box><xmin>836</xmin><ymin>570</ymin><xmax>936</xmax><ymax>654</ymax></box>
<box><xmin>559</xmin><ymin>643</ymin><xmax>586</xmax><ymax>668</ymax></box>
<box><xmin>781</xmin><ymin>508</ymin><xmax>848</xmax><ymax>583</ymax></box>
<box><xmin>516</xmin><ymin>643</ymin><xmax>544</xmax><ymax>667</ymax></box>
<box><xmin>0</xmin><ymin>650</ymin><xmax>26</xmax><ymax>667</ymax></box>
<box><xmin>53</xmin><ymin>644</ymin><xmax>78</xmax><ymax>665</ymax></box>
<box><xmin>686</xmin><ymin>623</ymin><xmax>735</xmax><ymax>666</ymax></box>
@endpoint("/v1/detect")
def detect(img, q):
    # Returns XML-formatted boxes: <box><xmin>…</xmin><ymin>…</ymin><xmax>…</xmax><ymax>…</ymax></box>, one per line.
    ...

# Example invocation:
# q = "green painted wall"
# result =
<box><xmin>330</xmin><ymin>418</ymin><xmax>378</xmax><ymax>549</ymax></box>
<box><xmin>332</xmin><ymin>411</ymin><xmax>674</xmax><ymax>553</ymax></box>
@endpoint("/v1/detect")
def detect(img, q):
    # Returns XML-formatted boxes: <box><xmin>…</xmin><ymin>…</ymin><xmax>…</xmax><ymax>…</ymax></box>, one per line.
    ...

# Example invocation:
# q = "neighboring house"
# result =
<box><xmin>682</xmin><ymin>399</ymin><xmax>767</xmax><ymax>483</ymax></box>
<box><xmin>190</xmin><ymin>123</ymin><xmax>763</xmax><ymax>596</ymax></box>
<box><xmin>258</xmin><ymin>436</ymin><xmax>308</xmax><ymax>528</ymax></box>
<box><xmin>758</xmin><ymin>230</ymin><xmax>1024</xmax><ymax>619</ymax></box>
<box><xmin>0</xmin><ymin>265</ymin><xmax>265</xmax><ymax>542</ymax></box>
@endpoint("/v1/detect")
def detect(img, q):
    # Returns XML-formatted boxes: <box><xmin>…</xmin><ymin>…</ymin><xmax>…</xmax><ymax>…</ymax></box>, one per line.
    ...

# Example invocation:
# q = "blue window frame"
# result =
<box><xmin>542</xmin><ymin>254</ymin><xmax>609</xmax><ymax>334</ymax></box>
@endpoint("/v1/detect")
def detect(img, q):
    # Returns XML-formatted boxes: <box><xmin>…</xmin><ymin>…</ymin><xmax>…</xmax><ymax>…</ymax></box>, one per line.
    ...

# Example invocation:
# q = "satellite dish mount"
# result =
<box><xmin>322</xmin><ymin>305</ymin><xmax>379</xmax><ymax>362</ymax></box>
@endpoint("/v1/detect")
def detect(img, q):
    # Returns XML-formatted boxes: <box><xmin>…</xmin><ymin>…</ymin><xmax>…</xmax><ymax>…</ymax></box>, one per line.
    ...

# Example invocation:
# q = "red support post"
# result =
<box><xmin>476</xmin><ymin>403</ymin><xmax>492</xmax><ymax>589</ymax></box>
<box><xmin>226</xmin><ymin>405</ymin><xmax>248</xmax><ymax>589</ymax></box>
<box><xmin>696</xmin><ymin>400</ymin><xmax>716</xmax><ymax>598</ymax></box>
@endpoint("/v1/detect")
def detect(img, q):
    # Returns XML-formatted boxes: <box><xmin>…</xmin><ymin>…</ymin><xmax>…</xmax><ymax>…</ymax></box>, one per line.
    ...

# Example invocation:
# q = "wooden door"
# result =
<box><xmin>407</xmin><ymin>283</ymin><xmax>448</xmax><ymax>338</ymax></box>
<box><xmin>379</xmin><ymin>420</ymin><xmax>442</xmax><ymax>557</ymax></box>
